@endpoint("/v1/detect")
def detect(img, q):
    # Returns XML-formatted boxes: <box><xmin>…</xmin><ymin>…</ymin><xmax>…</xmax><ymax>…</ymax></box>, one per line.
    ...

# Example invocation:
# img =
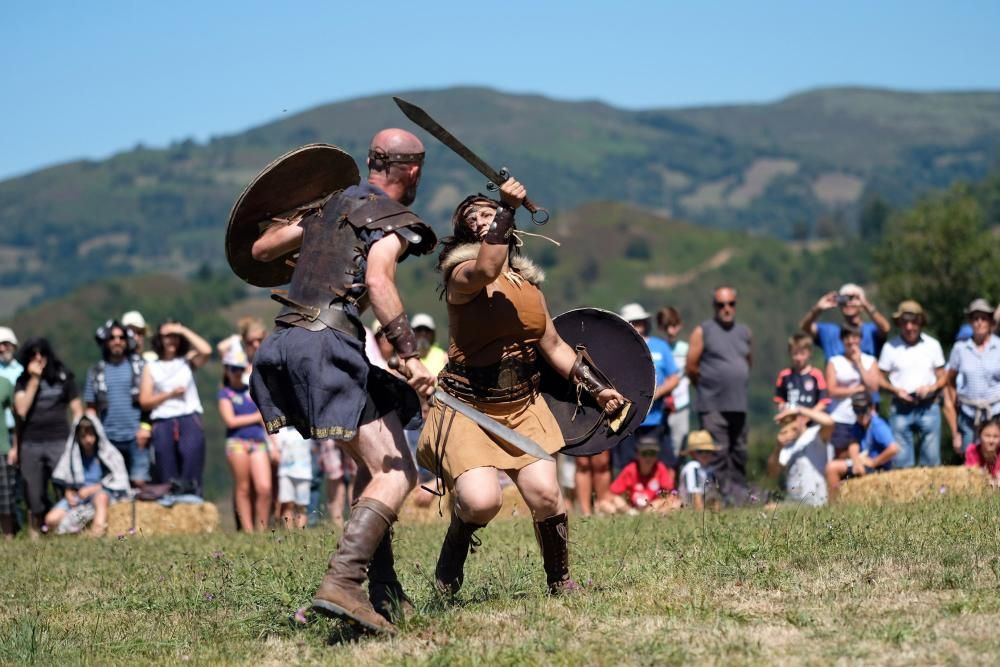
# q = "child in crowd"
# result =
<box><xmin>218</xmin><ymin>348</ymin><xmax>273</xmax><ymax>532</ymax></box>
<box><xmin>320</xmin><ymin>439</ymin><xmax>356</xmax><ymax>529</ymax></box>
<box><xmin>825</xmin><ymin>393</ymin><xmax>900</xmax><ymax>499</ymax></box>
<box><xmin>965</xmin><ymin>418</ymin><xmax>1000</xmax><ymax>484</ymax></box>
<box><xmin>767</xmin><ymin>404</ymin><xmax>835</xmax><ymax>507</ymax></box>
<box><xmin>774</xmin><ymin>333</ymin><xmax>829</xmax><ymax>411</ymax></box>
<box><xmin>678</xmin><ymin>430</ymin><xmax>719</xmax><ymax>510</ymax></box>
<box><xmin>274</xmin><ymin>426</ymin><xmax>314</xmax><ymax>529</ymax></box>
<box><xmin>606</xmin><ymin>435</ymin><xmax>677</xmax><ymax>513</ymax></box>
<box><xmin>48</xmin><ymin>416</ymin><xmax>129</xmax><ymax>536</ymax></box>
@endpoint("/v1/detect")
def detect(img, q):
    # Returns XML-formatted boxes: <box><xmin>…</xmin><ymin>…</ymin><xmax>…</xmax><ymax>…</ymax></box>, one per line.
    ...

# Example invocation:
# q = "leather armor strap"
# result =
<box><xmin>368</xmin><ymin>148</ymin><xmax>425</xmax><ymax>169</ymax></box>
<box><xmin>439</xmin><ymin>356</ymin><xmax>540</xmax><ymax>403</ymax></box>
<box><xmin>570</xmin><ymin>345</ymin><xmax>613</xmax><ymax>400</ymax></box>
<box><xmin>271</xmin><ymin>293</ymin><xmax>363</xmax><ymax>340</ymax></box>
<box><xmin>383</xmin><ymin>312</ymin><xmax>420</xmax><ymax>359</ymax></box>
<box><xmin>482</xmin><ymin>204</ymin><xmax>515</xmax><ymax>245</ymax></box>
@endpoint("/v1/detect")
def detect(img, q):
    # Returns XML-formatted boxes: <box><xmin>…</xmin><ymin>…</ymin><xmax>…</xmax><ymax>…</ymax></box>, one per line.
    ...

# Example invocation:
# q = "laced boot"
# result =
<box><xmin>534</xmin><ymin>513</ymin><xmax>581</xmax><ymax>595</ymax></box>
<box><xmin>434</xmin><ymin>512</ymin><xmax>484</xmax><ymax>594</ymax></box>
<box><xmin>368</xmin><ymin>529</ymin><xmax>415</xmax><ymax>624</ymax></box>
<box><xmin>312</xmin><ymin>498</ymin><xmax>399</xmax><ymax>635</ymax></box>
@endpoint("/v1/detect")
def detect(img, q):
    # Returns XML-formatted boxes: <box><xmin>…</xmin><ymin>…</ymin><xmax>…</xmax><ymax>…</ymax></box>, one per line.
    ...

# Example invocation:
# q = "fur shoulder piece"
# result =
<box><xmin>439</xmin><ymin>243</ymin><xmax>545</xmax><ymax>285</ymax></box>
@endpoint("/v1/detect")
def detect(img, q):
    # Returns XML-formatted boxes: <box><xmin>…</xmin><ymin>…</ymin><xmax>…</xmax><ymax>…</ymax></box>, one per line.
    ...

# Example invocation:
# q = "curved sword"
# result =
<box><xmin>433</xmin><ymin>390</ymin><xmax>554</xmax><ymax>462</ymax></box>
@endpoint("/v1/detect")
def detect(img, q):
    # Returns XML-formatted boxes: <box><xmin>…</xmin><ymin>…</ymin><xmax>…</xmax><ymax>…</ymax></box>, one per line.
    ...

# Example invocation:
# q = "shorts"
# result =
<box><xmin>109</xmin><ymin>437</ymin><xmax>151</xmax><ymax>482</ymax></box>
<box><xmin>830</xmin><ymin>422</ymin><xmax>858</xmax><ymax>452</ymax></box>
<box><xmin>226</xmin><ymin>438</ymin><xmax>269</xmax><ymax>456</ymax></box>
<box><xmin>278</xmin><ymin>476</ymin><xmax>310</xmax><ymax>507</ymax></box>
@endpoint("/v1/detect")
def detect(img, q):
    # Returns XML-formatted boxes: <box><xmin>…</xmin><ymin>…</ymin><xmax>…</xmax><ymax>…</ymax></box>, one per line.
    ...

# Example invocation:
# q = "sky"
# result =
<box><xmin>2</xmin><ymin>0</ymin><xmax>999</xmax><ymax>180</ymax></box>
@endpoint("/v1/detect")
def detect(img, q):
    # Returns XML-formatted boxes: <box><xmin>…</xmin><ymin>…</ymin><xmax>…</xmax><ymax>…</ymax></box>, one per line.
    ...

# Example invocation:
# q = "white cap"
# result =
<box><xmin>121</xmin><ymin>310</ymin><xmax>149</xmax><ymax>333</ymax></box>
<box><xmin>411</xmin><ymin>313</ymin><xmax>436</xmax><ymax>331</ymax></box>
<box><xmin>0</xmin><ymin>326</ymin><xmax>17</xmax><ymax>346</ymax></box>
<box><xmin>838</xmin><ymin>283</ymin><xmax>865</xmax><ymax>299</ymax></box>
<box><xmin>222</xmin><ymin>347</ymin><xmax>249</xmax><ymax>368</ymax></box>
<box><xmin>619</xmin><ymin>303</ymin><xmax>651</xmax><ymax>322</ymax></box>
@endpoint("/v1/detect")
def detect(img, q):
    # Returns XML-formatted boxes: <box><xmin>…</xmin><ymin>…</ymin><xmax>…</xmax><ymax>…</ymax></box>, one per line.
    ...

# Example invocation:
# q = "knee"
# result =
<box><xmin>591</xmin><ymin>454</ymin><xmax>610</xmax><ymax>475</ymax></box>
<box><xmin>94</xmin><ymin>493</ymin><xmax>109</xmax><ymax>508</ymax></box>
<box><xmin>456</xmin><ymin>492</ymin><xmax>502</xmax><ymax>525</ymax></box>
<box><xmin>575</xmin><ymin>458</ymin><xmax>592</xmax><ymax>473</ymax></box>
<box><xmin>528</xmin><ymin>484</ymin><xmax>564</xmax><ymax>518</ymax></box>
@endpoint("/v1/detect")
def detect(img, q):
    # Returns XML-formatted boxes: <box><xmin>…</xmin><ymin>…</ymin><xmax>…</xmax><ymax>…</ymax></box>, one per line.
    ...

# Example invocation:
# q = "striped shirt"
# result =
<box><xmin>84</xmin><ymin>360</ymin><xmax>142</xmax><ymax>442</ymax></box>
<box><xmin>947</xmin><ymin>334</ymin><xmax>1000</xmax><ymax>418</ymax></box>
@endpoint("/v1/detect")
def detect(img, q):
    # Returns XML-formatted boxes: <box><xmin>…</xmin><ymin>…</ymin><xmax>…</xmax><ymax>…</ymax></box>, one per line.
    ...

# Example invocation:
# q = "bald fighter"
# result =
<box><xmin>251</xmin><ymin>128</ymin><xmax>436</xmax><ymax>635</ymax></box>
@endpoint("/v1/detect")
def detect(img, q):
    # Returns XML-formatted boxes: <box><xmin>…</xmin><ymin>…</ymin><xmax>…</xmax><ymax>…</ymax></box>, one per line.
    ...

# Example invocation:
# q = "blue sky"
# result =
<box><xmin>3</xmin><ymin>0</ymin><xmax>998</xmax><ymax>180</ymax></box>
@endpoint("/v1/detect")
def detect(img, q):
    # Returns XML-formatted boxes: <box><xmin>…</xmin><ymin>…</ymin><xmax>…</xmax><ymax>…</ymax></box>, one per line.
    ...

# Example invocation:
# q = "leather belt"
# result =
<box><xmin>440</xmin><ymin>357</ymin><xmax>540</xmax><ymax>404</ymax></box>
<box><xmin>271</xmin><ymin>293</ymin><xmax>362</xmax><ymax>340</ymax></box>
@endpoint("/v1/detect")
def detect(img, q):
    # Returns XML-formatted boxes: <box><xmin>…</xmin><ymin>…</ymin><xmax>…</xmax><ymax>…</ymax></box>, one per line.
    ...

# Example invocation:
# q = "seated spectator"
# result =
<box><xmin>139</xmin><ymin>321</ymin><xmax>212</xmax><ymax>497</ymax></box>
<box><xmin>774</xmin><ymin>333</ymin><xmax>829</xmax><ymax>411</ymax></box>
<box><xmin>825</xmin><ymin>326</ymin><xmax>881</xmax><ymax>458</ymax></box>
<box><xmin>964</xmin><ymin>418</ymin><xmax>1000</xmax><ymax>484</ymax></box>
<box><xmin>218</xmin><ymin>347</ymin><xmax>272</xmax><ymax>532</ymax></box>
<box><xmin>606</xmin><ymin>435</ymin><xmax>677</xmax><ymax>513</ymax></box>
<box><xmin>319</xmin><ymin>439</ymin><xmax>356</xmax><ymax>529</ymax></box>
<box><xmin>767</xmin><ymin>405</ymin><xmax>835</xmax><ymax>507</ymax></box>
<box><xmin>677</xmin><ymin>430</ymin><xmax>719</xmax><ymax>510</ymax></box>
<box><xmin>826</xmin><ymin>393</ymin><xmax>900</xmax><ymax>499</ymax></box>
<box><xmin>944</xmin><ymin>299</ymin><xmax>1000</xmax><ymax>455</ymax></box>
<box><xmin>877</xmin><ymin>300</ymin><xmax>946</xmax><ymax>467</ymax></box>
<box><xmin>273</xmin><ymin>426</ymin><xmax>312</xmax><ymax>529</ymax></box>
<box><xmin>799</xmin><ymin>284</ymin><xmax>890</xmax><ymax>362</ymax></box>
<box><xmin>47</xmin><ymin>416</ymin><xmax>129</xmax><ymax>536</ymax></box>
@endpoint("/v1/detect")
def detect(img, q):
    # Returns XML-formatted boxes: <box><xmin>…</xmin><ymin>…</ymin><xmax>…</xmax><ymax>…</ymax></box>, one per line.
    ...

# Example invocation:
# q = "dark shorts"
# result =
<box><xmin>251</xmin><ymin>325</ymin><xmax>419</xmax><ymax>441</ymax></box>
<box><xmin>830</xmin><ymin>422</ymin><xmax>858</xmax><ymax>452</ymax></box>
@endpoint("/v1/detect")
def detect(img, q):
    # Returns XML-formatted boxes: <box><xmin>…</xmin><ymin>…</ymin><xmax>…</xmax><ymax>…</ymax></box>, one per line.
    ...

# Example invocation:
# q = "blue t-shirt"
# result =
<box><xmin>815</xmin><ymin>322</ymin><xmax>883</xmax><ymax>361</ymax></box>
<box><xmin>84</xmin><ymin>360</ymin><xmax>142</xmax><ymax>442</ymax></box>
<box><xmin>641</xmin><ymin>336</ymin><xmax>680</xmax><ymax>428</ymax></box>
<box><xmin>218</xmin><ymin>386</ymin><xmax>267</xmax><ymax>441</ymax></box>
<box><xmin>852</xmin><ymin>414</ymin><xmax>895</xmax><ymax>471</ymax></box>
<box><xmin>81</xmin><ymin>452</ymin><xmax>104</xmax><ymax>486</ymax></box>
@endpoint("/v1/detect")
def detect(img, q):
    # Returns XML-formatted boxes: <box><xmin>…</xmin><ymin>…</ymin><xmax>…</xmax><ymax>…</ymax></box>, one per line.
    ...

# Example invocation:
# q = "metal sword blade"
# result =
<box><xmin>393</xmin><ymin>97</ymin><xmax>504</xmax><ymax>185</ymax></box>
<box><xmin>432</xmin><ymin>390</ymin><xmax>555</xmax><ymax>462</ymax></box>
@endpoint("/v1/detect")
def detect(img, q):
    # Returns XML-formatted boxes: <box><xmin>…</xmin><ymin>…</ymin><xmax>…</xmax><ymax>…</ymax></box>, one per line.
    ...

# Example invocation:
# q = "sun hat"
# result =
<box><xmin>411</xmin><ymin>313</ymin><xmax>436</xmax><ymax>331</ymax></box>
<box><xmin>0</xmin><ymin>326</ymin><xmax>17</xmax><ymax>346</ymax></box>
<box><xmin>892</xmin><ymin>300</ymin><xmax>925</xmax><ymax>321</ymax></box>
<box><xmin>619</xmin><ymin>303</ymin><xmax>651</xmax><ymax>322</ymax></box>
<box><xmin>681</xmin><ymin>430</ymin><xmax>719</xmax><ymax>455</ymax></box>
<box><xmin>222</xmin><ymin>347</ymin><xmax>249</xmax><ymax>368</ymax></box>
<box><xmin>965</xmin><ymin>298</ymin><xmax>995</xmax><ymax>316</ymax></box>
<box><xmin>121</xmin><ymin>311</ymin><xmax>149</xmax><ymax>334</ymax></box>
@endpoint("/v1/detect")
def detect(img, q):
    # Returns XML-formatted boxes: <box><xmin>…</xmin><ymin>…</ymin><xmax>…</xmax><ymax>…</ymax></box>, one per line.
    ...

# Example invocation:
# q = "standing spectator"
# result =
<box><xmin>122</xmin><ymin>311</ymin><xmax>157</xmax><ymax>362</ymax></box>
<box><xmin>657</xmin><ymin>306</ymin><xmax>691</xmax><ymax>461</ymax></box>
<box><xmin>766</xmin><ymin>404</ymin><xmax>835</xmax><ymax>507</ymax></box>
<box><xmin>685</xmin><ymin>287</ymin><xmax>752</xmax><ymax>505</ymax></box>
<box><xmin>944</xmin><ymin>299</ymin><xmax>1000</xmax><ymax>454</ymax></box>
<box><xmin>0</xmin><ymin>374</ymin><xmax>15</xmax><ymax>538</ymax></box>
<box><xmin>573</xmin><ymin>447</ymin><xmax>612</xmax><ymax>516</ymax></box>
<box><xmin>139</xmin><ymin>321</ymin><xmax>212</xmax><ymax>496</ymax></box>
<box><xmin>13</xmin><ymin>338</ymin><xmax>83</xmax><ymax>536</ymax></box>
<box><xmin>411</xmin><ymin>313</ymin><xmax>448</xmax><ymax>376</ymax></box>
<box><xmin>218</xmin><ymin>347</ymin><xmax>272</xmax><ymax>531</ymax></box>
<box><xmin>0</xmin><ymin>326</ymin><xmax>22</xmax><ymax>538</ymax></box>
<box><xmin>877</xmin><ymin>300</ymin><xmax>947</xmax><ymax>467</ymax></box>
<box><xmin>614</xmin><ymin>303</ymin><xmax>680</xmax><ymax>472</ymax></box>
<box><xmin>84</xmin><ymin>320</ymin><xmax>150</xmax><ymax>487</ymax></box>
<box><xmin>774</xmin><ymin>334</ymin><xmax>829</xmax><ymax>411</ymax></box>
<box><xmin>274</xmin><ymin>425</ymin><xmax>313</xmax><ymax>529</ymax></box>
<box><xmin>964</xmin><ymin>418</ymin><xmax>1000</xmax><ymax>484</ymax></box>
<box><xmin>799</xmin><ymin>284</ymin><xmax>890</xmax><ymax>361</ymax></box>
<box><xmin>677</xmin><ymin>430</ymin><xmax>719</xmax><ymax>510</ymax></box>
<box><xmin>826</xmin><ymin>393</ymin><xmax>900</xmax><ymax>499</ymax></box>
<box><xmin>217</xmin><ymin>317</ymin><xmax>268</xmax><ymax>385</ymax></box>
<box><xmin>825</xmin><ymin>326</ymin><xmax>881</xmax><ymax>458</ymax></box>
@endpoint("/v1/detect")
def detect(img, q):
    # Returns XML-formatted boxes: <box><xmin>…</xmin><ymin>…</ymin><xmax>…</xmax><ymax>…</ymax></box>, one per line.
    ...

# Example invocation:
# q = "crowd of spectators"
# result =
<box><xmin>0</xmin><ymin>284</ymin><xmax>997</xmax><ymax>538</ymax></box>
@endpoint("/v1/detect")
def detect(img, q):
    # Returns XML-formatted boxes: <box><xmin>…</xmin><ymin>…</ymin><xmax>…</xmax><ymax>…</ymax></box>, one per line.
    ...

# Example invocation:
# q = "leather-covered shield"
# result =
<box><xmin>225</xmin><ymin>144</ymin><xmax>360</xmax><ymax>287</ymax></box>
<box><xmin>540</xmin><ymin>308</ymin><xmax>654</xmax><ymax>456</ymax></box>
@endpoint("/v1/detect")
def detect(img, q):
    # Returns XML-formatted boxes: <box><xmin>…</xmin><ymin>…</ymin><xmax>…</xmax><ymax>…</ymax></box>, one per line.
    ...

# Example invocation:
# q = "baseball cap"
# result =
<box><xmin>0</xmin><ymin>326</ymin><xmax>17</xmax><ymax>346</ymax></box>
<box><xmin>838</xmin><ymin>283</ymin><xmax>865</xmax><ymax>299</ymax></box>
<box><xmin>636</xmin><ymin>435</ymin><xmax>660</xmax><ymax>454</ymax></box>
<box><xmin>121</xmin><ymin>311</ymin><xmax>149</xmax><ymax>334</ymax></box>
<box><xmin>619</xmin><ymin>303</ymin><xmax>651</xmax><ymax>322</ymax></box>
<box><xmin>965</xmin><ymin>298</ymin><xmax>995</xmax><ymax>316</ymax></box>
<box><xmin>411</xmin><ymin>313</ymin><xmax>435</xmax><ymax>331</ymax></box>
<box><xmin>850</xmin><ymin>392</ymin><xmax>872</xmax><ymax>413</ymax></box>
<box><xmin>222</xmin><ymin>347</ymin><xmax>249</xmax><ymax>369</ymax></box>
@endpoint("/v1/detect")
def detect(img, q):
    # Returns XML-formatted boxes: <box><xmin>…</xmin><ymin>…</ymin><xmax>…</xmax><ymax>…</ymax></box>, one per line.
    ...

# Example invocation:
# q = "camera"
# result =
<box><xmin>836</xmin><ymin>294</ymin><xmax>851</xmax><ymax>307</ymax></box>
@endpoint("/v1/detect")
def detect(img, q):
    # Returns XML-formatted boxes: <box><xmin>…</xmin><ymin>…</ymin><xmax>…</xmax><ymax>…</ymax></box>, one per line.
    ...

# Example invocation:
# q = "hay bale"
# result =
<box><xmin>398</xmin><ymin>483</ymin><xmax>530</xmax><ymax>525</ymax></box>
<box><xmin>838</xmin><ymin>465</ymin><xmax>994</xmax><ymax>505</ymax></box>
<box><xmin>106</xmin><ymin>500</ymin><xmax>221</xmax><ymax>536</ymax></box>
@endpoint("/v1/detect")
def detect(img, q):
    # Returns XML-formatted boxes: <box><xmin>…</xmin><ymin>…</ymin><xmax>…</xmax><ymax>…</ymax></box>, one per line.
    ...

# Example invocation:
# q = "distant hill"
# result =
<box><xmin>2</xmin><ymin>86</ymin><xmax>999</xmax><ymax>310</ymax></box>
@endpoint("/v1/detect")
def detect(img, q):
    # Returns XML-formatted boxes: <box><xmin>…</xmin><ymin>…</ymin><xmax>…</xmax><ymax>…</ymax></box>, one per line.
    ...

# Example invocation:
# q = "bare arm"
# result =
<box><xmin>251</xmin><ymin>219</ymin><xmax>305</xmax><ymax>262</ymax></box>
<box><xmin>861</xmin><ymin>297</ymin><xmax>891</xmax><ymax>335</ymax></box>
<box><xmin>217</xmin><ymin>398</ymin><xmax>263</xmax><ymax>430</ymax></box>
<box><xmin>175</xmin><ymin>325</ymin><xmax>212</xmax><ymax>369</ymax></box>
<box><xmin>766</xmin><ymin>445</ymin><xmax>783</xmax><ymax>478</ymax></box>
<box><xmin>685</xmin><ymin>326</ymin><xmax>704</xmax><ymax>384</ymax></box>
<box><xmin>859</xmin><ymin>358</ymin><xmax>881</xmax><ymax>393</ymax></box>
<box><xmin>825</xmin><ymin>359</ymin><xmax>864</xmax><ymax>398</ymax></box>
<box><xmin>800</xmin><ymin>292</ymin><xmax>837</xmax><ymax>337</ymax></box>
<box><xmin>867</xmin><ymin>442</ymin><xmax>900</xmax><ymax>469</ymax></box>
<box><xmin>69</xmin><ymin>398</ymin><xmax>83</xmax><ymax>421</ymax></box>
<box><xmin>942</xmin><ymin>369</ymin><xmax>959</xmax><ymax>443</ymax></box>
<box><xmin>138</xmin><ymin>365</ymin><xmax>184</xmax><ymax>412</ymax></box>
<box><xmin>447</xmin><ymin>246</ymin><xmax>510</xmax><ymax>304</ymax></box>
<box><xmin>652</xmin><ymin>372</ymin><xmax>681</xmax><ymax>402</ymax></box>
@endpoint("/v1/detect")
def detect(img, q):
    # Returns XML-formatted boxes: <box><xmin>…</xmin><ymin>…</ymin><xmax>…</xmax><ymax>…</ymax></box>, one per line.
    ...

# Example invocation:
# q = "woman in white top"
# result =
<box><xmin>825</xmin><ymin>325</ymin><xmax>881</xmax><ymax>456</ymax></box>
<box><xmin>139</xmin><ymin>321</ymin><xmax>212</xmax><ymax>495</ymax></box>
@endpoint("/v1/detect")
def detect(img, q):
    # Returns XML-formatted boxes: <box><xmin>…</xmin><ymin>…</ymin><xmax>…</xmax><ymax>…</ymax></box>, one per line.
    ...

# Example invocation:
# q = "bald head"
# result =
<box><xmin>367</xmin><ymin>128</ymin><xmax>425</xmax><ymax>205</ymax></box>
<box><xmin>713</xmin><ymin>286</ymin><xmax>737</xmax><ymax>326</ymax></box>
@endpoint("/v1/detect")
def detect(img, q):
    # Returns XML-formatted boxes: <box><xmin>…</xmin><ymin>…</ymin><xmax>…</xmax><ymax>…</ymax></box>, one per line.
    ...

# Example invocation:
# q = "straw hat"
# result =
<box><xmin>681</xmin><ymin>430</ymin><xmax>719</xmax><ymax>455</ymax></box>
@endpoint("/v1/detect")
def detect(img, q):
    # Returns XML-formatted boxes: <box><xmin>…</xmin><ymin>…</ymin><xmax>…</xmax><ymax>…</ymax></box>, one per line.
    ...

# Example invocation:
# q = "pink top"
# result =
<box><xmin>965</xmin><ymin>443</ymin><xmax>1000</xmax><ymax>481</ymax></box>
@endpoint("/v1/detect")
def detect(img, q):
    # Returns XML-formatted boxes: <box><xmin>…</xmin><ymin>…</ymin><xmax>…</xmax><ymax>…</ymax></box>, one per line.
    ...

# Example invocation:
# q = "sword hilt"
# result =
<box><xmin>486</xmin><ymin>167</ymin><xmax>549</xmax><ymax>225</ymax></box>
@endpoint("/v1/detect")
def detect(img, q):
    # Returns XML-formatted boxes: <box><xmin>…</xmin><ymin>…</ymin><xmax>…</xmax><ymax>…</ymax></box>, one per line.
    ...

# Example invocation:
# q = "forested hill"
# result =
<box><xmin>1</xmin><ymin>86</ymin><xmax>999</xmax><ymax>311</ymax></box>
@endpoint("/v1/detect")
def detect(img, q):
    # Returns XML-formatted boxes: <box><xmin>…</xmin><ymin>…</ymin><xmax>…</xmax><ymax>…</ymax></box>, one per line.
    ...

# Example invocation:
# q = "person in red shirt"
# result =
<box><xmin>606</xmin><ymin>436</ymin><xmax>678</xmax><ymax>513</ymax></box>
<box><xmin>965</xmin><ymin>418</ymin><xmax>1000</xmax><ymax>484</ymax></box>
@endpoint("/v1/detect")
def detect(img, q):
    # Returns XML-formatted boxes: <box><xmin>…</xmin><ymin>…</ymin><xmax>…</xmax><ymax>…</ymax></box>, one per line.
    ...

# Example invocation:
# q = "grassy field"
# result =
<box><xmin>3</xmin><ymin>495</ymin><xmax>1000</xmax><ymax>666</ymax></box>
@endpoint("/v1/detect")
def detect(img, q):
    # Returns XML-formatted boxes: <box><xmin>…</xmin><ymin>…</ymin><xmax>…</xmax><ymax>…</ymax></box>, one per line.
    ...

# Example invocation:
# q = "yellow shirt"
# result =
<box><xmin>422</xmin><ymin>345</ymin><xmax>449</xmax><ymax>376</ymax></box>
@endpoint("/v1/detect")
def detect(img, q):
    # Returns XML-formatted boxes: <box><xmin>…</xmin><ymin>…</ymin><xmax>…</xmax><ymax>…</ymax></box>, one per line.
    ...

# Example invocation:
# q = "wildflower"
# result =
<box><xmin>750</xmin><ymin>494</ymin><xmax>759</xmax><ymax>503</ymax></box>
<box><xmin>127</xmin><ymin>527</ymin><xmax>137</xmax><ymax>535</ymax></box>
<box><xmin>211</xmin><ymin>550</ymin><xmax>224</xmax><ymax>559</ymax></box>
<box><xmin>938</xmin><ymin>485</ymin><xmax>947</xmax><ymax>495</ymax></box>
<box><xmin>294</xmin><ymin>607</ymin><xmax>308</xmax><ymax>624</ymax></box>
<box><xmin>205</xmin><ymin>593</ymin><xmax>214</xmax><ymax>601</ymax></box>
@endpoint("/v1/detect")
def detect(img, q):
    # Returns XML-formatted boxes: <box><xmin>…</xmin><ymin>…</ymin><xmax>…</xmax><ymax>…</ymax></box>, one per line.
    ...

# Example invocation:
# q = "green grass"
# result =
<box><xmin>4</xmin><ymin>495</ymin><xmax>1000</xmax><ymax>665</ymax></box>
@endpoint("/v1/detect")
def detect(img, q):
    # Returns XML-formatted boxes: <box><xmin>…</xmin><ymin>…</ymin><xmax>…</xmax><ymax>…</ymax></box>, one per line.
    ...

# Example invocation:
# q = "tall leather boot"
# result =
<box><xmin>534</xmin><ymin>513</ymin><xmax>580</xmax><ymax>595</ymax></box>
<box><xmin>312</xmin><ymin>497</ymin><xmax>398</xmax><ymax>635</ymax></box>
<box><xmin>434</xmin><ymin>512</ymin><xmax>485</xmax><ymax>594</ymax></box>
<box><xmin>368</xmin><ymin>529</ymin><xmax>415</xmax><ymax>623</ymax></box>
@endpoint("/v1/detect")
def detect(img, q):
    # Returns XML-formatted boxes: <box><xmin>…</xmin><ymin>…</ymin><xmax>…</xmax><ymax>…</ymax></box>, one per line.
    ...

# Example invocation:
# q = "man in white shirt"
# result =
<box><xmin>877</xmin><ymin>300</ymin><xmax>946</xmax><ymax>467</ymax></box>
<box><xmin>767</xmin><ymin>404</ymin><xmax>835</xmax><ymax>507</ymax></box>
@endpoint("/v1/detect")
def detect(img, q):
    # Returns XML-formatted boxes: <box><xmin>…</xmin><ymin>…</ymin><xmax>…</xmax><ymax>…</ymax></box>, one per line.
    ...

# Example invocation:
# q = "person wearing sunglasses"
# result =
<box><xmin>944</xmin><ymin>299</ymin><xmax>1000</xmax><ymax>454</ymax></box>
<box><xmin>685</xmin><ymin>286</ymin><xmax>752</xmax><ymax>506</ymax></box>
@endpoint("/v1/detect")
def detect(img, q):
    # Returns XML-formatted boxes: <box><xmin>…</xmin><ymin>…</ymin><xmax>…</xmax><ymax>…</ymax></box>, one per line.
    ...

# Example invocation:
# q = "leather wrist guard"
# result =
<box><xmin>383</xmin><ymin>313</ymin><xmax>420</xmax><ymax>360</ymax></box>
<box><xmin>570</xmin><ymin>345</ymin><xmax>613</xmax><ymax>400</ymax></box>
<box><xmin>482</xmin><ymin>205</ymin><xmax>515</xmax><ymax>245</ymax></box>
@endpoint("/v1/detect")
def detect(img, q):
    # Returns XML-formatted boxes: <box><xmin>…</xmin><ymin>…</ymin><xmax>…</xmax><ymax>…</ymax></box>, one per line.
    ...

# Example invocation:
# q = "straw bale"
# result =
<box><xmin>106</xmin><ymin>499</ymin><xmax>221</xmax><ymax>536</ymax></box>
<box><xmin>838</xmin><ymin>465</ymin><xmax>995</xmax><ymax>506</ymax></box>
